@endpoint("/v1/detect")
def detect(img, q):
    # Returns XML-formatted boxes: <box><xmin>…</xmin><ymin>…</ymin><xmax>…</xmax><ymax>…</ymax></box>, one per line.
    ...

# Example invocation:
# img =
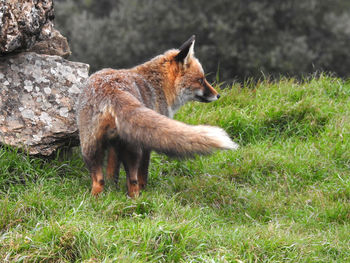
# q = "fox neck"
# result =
<box><xmin>167</xmin><ymin>90</ymin><xmax>191</xmax><ymax>118</ymax></box>
<box><xmin>133</xmin><ymin>52</ymin><xmax>186</xmax><ymax>118</ymax></box>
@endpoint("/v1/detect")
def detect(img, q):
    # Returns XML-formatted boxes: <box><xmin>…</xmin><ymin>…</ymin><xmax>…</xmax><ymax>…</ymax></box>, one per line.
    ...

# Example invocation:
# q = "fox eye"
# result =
<box><xmin>198</xmin><ymin>78</ymin><xmax>204</xmax><ymax>85</ymax></box>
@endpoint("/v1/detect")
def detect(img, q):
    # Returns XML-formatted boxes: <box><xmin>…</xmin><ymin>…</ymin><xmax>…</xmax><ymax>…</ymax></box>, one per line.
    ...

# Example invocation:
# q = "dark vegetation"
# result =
<box><xmin>55</xmin><ymin>0</ymin><xmax>350</xmax><ymax>81</ymax></box>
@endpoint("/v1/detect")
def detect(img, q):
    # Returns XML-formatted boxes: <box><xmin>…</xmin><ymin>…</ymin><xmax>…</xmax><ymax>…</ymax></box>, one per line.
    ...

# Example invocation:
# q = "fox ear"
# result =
<box><xmin>175</xmin><ymin>35</ymin><xmax>195</xmax><ymax>64</ymax></box>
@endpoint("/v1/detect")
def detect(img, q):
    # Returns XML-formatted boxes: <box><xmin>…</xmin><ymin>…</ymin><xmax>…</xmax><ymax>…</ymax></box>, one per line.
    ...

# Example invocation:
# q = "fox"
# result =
<box><xmin>77</xmin><ymin>35</ymin><xmax>238</xmax><ymax>198</ymax></box>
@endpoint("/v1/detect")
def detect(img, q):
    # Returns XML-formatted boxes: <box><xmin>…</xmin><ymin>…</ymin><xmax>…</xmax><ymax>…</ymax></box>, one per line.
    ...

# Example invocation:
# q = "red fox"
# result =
<box><xmin>77</xmin><ymin>36</ymin><xmax>238</xmax><ymax>197</ymax></box>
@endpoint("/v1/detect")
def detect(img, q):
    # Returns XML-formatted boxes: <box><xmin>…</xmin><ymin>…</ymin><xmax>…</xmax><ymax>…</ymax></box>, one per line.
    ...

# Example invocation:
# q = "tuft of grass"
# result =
<box><xmin>0</xmin><ymin>75</ymin><xmax>349</xmax><ymax>262</ymax></box>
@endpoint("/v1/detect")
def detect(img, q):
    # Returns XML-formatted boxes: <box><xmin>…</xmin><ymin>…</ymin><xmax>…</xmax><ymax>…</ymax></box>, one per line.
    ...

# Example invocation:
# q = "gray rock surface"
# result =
<box><xmin>0</xmin><ymin>0</ymin><xmax>70</xmax><ymax>57</ymax></box>
<box><xmin>0</xmin><ymin>52</ymin><xmax>89</xmax><ymax>155</ymax></box>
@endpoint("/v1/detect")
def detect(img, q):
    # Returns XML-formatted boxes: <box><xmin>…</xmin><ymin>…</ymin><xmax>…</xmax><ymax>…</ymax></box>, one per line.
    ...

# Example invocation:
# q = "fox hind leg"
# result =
<box><xmin>91</xmin><ymin>165</ymin><xmax>104</xmax><ymax>196</ymax></box>
<box><xmin>121</xmin><ymin>146</ymin><xmax>142</xmax><ymax>198</ymax></box>
<box><xmin>82</xmin><ymin>147</ymin><xmax>105</xmax><ymax>196</ymax></box>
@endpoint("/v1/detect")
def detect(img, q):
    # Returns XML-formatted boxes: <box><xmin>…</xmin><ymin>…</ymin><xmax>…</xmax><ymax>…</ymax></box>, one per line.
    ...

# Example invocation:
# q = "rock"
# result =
<box><xmin>0</xmin><ymin>0</ymin><xmax>70</xmax><ymax>57</ymax></box>
<box><xmin>0</xmin><ymin>52</ymin><xmax>89</xmax><ymax>156</ymax></box>
<box><xmin>29</xmin><ymin>24</ymin><xmax>71</xmax><ymax>58</ymax></box>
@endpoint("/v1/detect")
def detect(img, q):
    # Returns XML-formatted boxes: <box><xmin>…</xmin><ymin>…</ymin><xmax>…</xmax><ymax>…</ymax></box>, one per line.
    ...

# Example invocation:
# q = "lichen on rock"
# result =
<box><xmin>0</xmin><ymin>52</ymin><xmax>89</xmax><ymax>155</ymax></box>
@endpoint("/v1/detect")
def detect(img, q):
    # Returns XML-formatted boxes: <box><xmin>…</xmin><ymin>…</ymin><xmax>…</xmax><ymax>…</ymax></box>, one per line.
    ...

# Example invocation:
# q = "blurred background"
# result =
<box><xmin>55</xmin><ymin>0</ymin><xmax>350</xmax><ymax>82</ymax></box>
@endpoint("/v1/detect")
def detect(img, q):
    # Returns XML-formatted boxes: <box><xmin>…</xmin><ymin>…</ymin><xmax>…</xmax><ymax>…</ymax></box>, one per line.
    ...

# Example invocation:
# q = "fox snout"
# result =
<box><xmin>195</xmin><ymin>78</ymin><xmax>220</xmax><ymax>103</ymax></box>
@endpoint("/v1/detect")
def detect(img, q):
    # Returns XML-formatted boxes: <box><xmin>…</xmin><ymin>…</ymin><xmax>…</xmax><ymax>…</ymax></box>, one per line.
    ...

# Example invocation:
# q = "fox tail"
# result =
<box><xmin>112</xmin><ymin>95</ymin><xmax>238</xmax><ymax>157</ymax></box>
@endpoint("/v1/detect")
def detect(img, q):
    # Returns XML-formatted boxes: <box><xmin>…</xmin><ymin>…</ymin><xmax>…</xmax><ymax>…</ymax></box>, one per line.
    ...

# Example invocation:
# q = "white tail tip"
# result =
<box><xmin>201</xmin><ymin>126</ymin><xmax>239</xmax><ymax>150</ymax></box>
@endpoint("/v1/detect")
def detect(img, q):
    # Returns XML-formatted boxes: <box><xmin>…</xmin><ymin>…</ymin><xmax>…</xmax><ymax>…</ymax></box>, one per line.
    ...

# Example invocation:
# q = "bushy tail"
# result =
<box><xmin>115</xmin><ymin>102</ymin><xmax>238</xmax><ymax>157</ymax></box>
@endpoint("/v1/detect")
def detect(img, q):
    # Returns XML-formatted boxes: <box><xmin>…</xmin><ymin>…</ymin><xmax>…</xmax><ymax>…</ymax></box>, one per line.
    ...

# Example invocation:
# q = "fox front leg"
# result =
<box><xmin>137</xmin><ymin>150</ymin><xmax>151</xmax><ymax>190</ymax></box>
<box><xmin>106</xmin><ymin>147</ymin><xmax>121</xmax><ymax>188</ymax></box>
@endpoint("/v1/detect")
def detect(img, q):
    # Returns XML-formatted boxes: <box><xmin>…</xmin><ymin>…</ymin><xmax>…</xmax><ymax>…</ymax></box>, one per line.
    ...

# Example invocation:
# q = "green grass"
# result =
<box><xmin>0</xmin><ymin>75</ymin><xmax>349</xmax><ymax>262</ymax></box>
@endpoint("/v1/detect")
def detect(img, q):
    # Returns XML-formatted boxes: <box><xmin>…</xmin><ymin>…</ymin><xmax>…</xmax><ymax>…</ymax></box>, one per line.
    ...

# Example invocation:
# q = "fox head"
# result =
<box><xmin>153</xmin><ymin>35</ymin><xmax>220</xmax><ymax>115</ymax></box>
<box><xmin>134</xmin><ymin>35</ymin><xmax>220</xmax><ymax>116</ymax></box>
<box><xmin>172</xmin><ymin>35</ymin><xmax>220</xmax><ymax>105</ymax></box>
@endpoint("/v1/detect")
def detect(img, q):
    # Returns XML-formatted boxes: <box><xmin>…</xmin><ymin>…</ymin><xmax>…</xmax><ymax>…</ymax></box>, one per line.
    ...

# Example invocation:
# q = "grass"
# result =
<box><xmin>0</xmin><ymin>75</ymin><xmax>349</xmax><ymax>262</ymax></box>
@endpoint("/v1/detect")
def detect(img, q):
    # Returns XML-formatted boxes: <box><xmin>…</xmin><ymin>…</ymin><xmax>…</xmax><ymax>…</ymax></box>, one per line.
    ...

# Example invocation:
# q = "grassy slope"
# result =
<box><xmin>0</xmin><ymin>75</ymin><xmax>349</xmax><ymax>262</ymax></box>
